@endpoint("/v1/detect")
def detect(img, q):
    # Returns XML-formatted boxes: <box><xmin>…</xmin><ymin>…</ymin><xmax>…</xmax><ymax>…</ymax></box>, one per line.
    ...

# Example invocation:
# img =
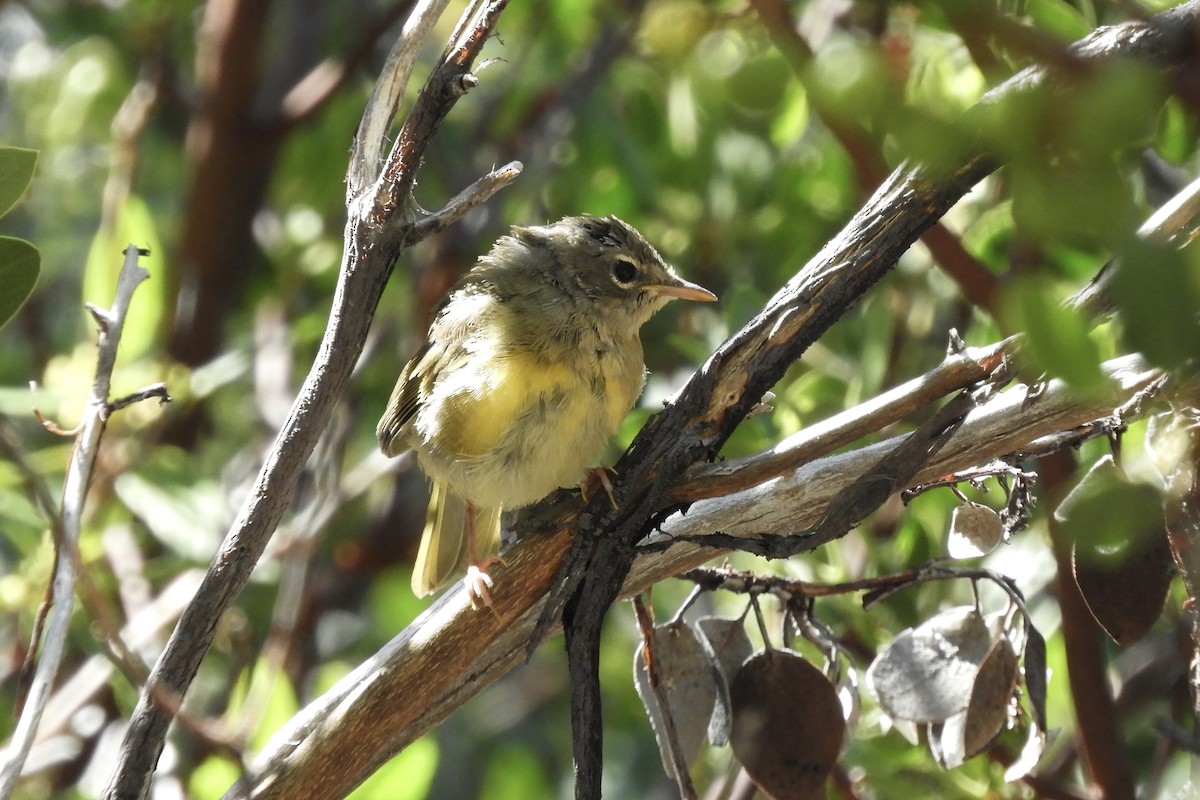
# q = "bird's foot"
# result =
<box><xmin>465</xmin><ymin>555</ymin><xmax>504</xmax><ymax>612</ymax></box>
<box><xmin>580</xmin><ymin>465</ymin><xmax>618</xmax><ymax>508</ymax></box>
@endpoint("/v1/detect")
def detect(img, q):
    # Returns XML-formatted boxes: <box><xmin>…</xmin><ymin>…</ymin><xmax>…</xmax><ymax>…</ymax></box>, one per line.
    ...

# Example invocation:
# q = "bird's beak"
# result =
<box><xmin>646</xmin><ymin>276</ymin><xmax>717</xmax><ymax>303</ymax></box>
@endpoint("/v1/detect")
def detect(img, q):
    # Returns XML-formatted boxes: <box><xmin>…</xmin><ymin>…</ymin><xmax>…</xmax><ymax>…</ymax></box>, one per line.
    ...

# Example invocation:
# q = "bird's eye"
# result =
<box><xmin>612</xmin><ymin>259</ymin><xmax>638</xmax><ymax>284</ymax></box>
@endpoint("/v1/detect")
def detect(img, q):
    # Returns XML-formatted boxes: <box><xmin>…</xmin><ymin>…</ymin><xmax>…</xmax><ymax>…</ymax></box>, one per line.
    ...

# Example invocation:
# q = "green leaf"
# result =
<box><xmin>1069</xmin><ymin>64</ymin><xmax>1164</xmax><ymax>158</ymax></box>
<box><xmin>1157</xmin><ymin>98</ymin><xmax>1198</xmax><ymax>164</ymax></box>
<box><xmin>189</xmin><ymin>757</ymin><xmax>241</xmax><ymax>800</ymax></box>
<box><xmin>84</xmin><ymin>193</ymin><xmax>165</xmax><ymax>359</ymax></box>
<box><xmin>1110</xmin><ymin>238</ymin><xmax>1200</xmax><ymax>370</ymax></box>
<box><xmin>349</xmin><ymin>736</ymin><xmax>438</xmax><ymax>800</ymax></box>
<box><xmin>1024</xmin><ymin>0</ymin><xmax>1092</xmax><ymax>42</ymax></box>
<box><xmin>0</xmin><ymin>236</ymin><xmax>41</xmax><ymax>331</ymax></box>
<box><xmin>0</xmin><ymin>147</ymin><xmax>37</xmax><ymax>219</ymax></box>
<box><xmin>1055</xmin><ymin>455</ymin><xmax>1165</xmax><ymax>555</ymax></box>
<box><xmin>1002</xmin><ymin>277</ymin><xmax>1106</xmax><ymax>392</ymax></box>
<box><xmin>1010</xmin><ymin>159</ymin><xmax>1134</xmax><ymax>245</ymax></box>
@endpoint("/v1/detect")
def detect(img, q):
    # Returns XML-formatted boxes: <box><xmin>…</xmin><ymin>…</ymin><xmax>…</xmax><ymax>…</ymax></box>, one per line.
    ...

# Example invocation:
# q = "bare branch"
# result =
<box><xmin>670</xmin><ymin>337</ymin><xmax>1015</xmax><ymax>505</ymax></box>
<box><xmin>0</xmin><ymin>245</ymin><xmax>149</xmax><ymax>799</ymax></box>
<box><xmin>347</xmin><ymin>0</ymin><xmax>455</xmax><ymax>199</ymax></box>
<box><xmin>410</xmin><ymin>160</ymin><xmax>524</xmax><ymax>238</ymax></box>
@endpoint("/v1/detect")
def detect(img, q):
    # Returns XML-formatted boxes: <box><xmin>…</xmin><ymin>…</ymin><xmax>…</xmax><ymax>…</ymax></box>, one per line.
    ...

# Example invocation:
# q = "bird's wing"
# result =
<box><xmin>375</xmin><ymin>298</ymin><xmax>476</xmax><ymax>456</ymax></box>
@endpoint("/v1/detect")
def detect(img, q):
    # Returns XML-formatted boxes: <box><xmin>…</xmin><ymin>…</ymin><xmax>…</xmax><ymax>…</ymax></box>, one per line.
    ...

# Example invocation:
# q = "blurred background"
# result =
<box><xmin>0</xmin><ymin>0</ymin><xmax>1197</xmax><ymax>798</ymax></box>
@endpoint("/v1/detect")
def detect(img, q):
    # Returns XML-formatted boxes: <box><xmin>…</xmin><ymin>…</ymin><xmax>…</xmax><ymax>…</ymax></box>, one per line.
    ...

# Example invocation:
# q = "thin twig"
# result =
<box><xmin>104</xmin><ymin>382</ymin><xmax>171</xmax><ymax>418</ymax></box>
<box><xmin>0</xmin><ymin>245</ymin><xmax>149</xmax><ymax>800</ymax></box>
<box><xmin>410</xmin><ymin>160</ymin><xmax>524</xmax><ymax>239</ymax></box>
<box><xmin>30</xmin><ymin>381</ymin><xmax>83</xmax><ymax>436</ymax></box>
<box><xmin>631</xmin><ymin>597</ymin><xmax>698</xmax><ymax>800</ymax></box>
<box><xmin>668</xmin><ymin>338</ymin><xmax>1014</xmax><ymax>504</ymax></box>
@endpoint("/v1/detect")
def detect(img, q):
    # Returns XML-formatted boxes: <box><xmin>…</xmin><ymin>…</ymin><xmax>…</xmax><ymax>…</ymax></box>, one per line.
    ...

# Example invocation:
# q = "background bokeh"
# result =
<box><xmin>1</xmin><ymin>1</ymin><xmax>1197</xmax><ymax>798</ymax></box>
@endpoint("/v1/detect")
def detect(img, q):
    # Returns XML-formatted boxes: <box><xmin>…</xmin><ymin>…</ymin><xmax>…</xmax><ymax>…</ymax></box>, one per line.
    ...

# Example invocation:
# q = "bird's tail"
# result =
<box><xmin>411</xmin><ymin>480</ymin><xmax>502</xmax><ymax>597</ymax></box>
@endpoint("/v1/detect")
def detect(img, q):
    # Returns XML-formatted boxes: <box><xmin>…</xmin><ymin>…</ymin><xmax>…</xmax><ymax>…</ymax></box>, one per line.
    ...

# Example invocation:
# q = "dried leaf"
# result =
<box><xmin>892</xmin><ymin>716</ymin><xmax>921</xmax><ymax>746</ymax></box>
<box><xmin>1056</xmin><ymin>454</ymin><xmax>1170</xmax><ymax>644</ymax></box>
<box><xmin>731</xmin><ymin>649</ymin><xmax>845</xmax><ymax>800</ymax></box>
<box><xmin>866</xmin><ymin>606</ymin><xmax>992</xmax><ymax>723</ymax></box>
<box><xmin>948</xmin><ymin>501</ymin><xmax>1004</xmax><ymax>558</ymax></box>
<box><xmin>932</xmin><ymin>636</ymin><xmax>1018</xmax><ymax>768</ymax></box>
<box><xmin>695</xmin><ymin>616</ymin><xmax>754</xmax><ymax>747</ymax></box>
<box><xmin>966</xmin><ymin>638</ymin><xmax>1019</xmax><ymax>758</ymax></box>
<box><xmin>928</xmin><ymin>719</ymin><xmax>953</xmax><ymax>768</ymax></box>
<box><xmin>835</xmin><ymin>667</ymin><xmax>861</xmax><ymax>746</ymax></box>
<box><xmin>1073</xmin><ymin>527</ymin><xmax>1172</xmax><ymax>645</ymax></box>
<box><xmin>633</xmin><ymin>620</ymin><xmax>720</xmax><ymax>780</ymax></box>
<box><xmin>1023</xmin><ymin>624</ymin><xmax>1048</xmax><ymax>733</ymax></box>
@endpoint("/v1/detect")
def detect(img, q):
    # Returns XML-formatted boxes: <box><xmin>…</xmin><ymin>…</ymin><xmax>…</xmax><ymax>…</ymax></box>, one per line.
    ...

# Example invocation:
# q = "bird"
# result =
<box><xmin>377</xmin><ymin>214</ymin><xmax>716</xmax><ymax>608</ymax></box>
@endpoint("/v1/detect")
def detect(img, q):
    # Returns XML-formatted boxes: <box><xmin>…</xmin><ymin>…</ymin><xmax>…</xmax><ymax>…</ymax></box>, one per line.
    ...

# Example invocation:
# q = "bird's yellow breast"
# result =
<box><xmin>414</xmin><ymin>326</ymin><xmax>644</xmax><ymax>509</ymax></box>
<box><xmin>440</xmin><ymin>349</ymin><xmax>578</xmax><ymax>458</ymax></box>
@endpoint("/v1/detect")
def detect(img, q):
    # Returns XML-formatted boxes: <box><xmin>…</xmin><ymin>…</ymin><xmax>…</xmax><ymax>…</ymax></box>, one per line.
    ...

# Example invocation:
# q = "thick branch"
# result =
<box><xmin>169</xmin><ymin>0</ymin><xmax>275</xmax><ymax>366</ymax></box>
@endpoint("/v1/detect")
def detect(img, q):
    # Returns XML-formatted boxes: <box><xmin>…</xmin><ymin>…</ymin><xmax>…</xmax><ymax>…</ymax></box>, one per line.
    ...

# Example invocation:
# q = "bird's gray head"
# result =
<box><xmin>501</xmin><ymin>214</ymin><xmax>715</xmax><ymax>327</ymax></box>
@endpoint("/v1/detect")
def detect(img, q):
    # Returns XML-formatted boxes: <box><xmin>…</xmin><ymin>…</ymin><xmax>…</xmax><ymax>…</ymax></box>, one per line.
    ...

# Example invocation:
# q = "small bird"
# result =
<box><xmin>377</xmin><ymin>215</ymin><xmax>716</xmax><ymax>607</ymax></box>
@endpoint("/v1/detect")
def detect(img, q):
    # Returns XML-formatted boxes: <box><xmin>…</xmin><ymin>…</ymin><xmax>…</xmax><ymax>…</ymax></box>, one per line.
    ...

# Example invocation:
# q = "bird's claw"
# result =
<box><xmin>465</xmin><ymin>565</ymin><xmax>496</xmax><ymax>610</ymax></box>
<box><xmin>580</xmin><ymin>465</ymin><xmax>618</xmax><ymax>508</ymax></box>
<box><xmin>464</xmin><ymin>555</ymin><xmax>505</xmax><ymax>612</ymax></box>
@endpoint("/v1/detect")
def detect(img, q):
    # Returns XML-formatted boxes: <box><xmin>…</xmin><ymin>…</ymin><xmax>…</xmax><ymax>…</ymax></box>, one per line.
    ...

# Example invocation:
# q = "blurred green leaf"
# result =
<box><xmin>1110</xmin><ymin>238</ymin><xmax>1200</xmax><ymax>369</ymax></box>
<box><xmin>0</xmin><ymin>236</ymin><xmax>41</xmax><ymax>331</ymax></box>
<box><xmin>84</xmin><ymin>193</ymin><xmax>165</xmax><ymax>360</ymax></box>
<box><xmin>0</xmin><ymin>147</ymin><xmax>38</xmax><ymax>218</ymax></box>
<box><xmin>638</xmin><ymin>0</ymin><xmax>712</xmax><ymax>60</ymax></box>
<box><xmin>1024</xmin><ymin>0</ymin><xmax>1092</xmax><ymax>42</ymax></box>
<box><xmin>769</xmin><ymin>82</ymin><xmax>809</xmax><ymax>149</ymax></box>
<box><xmin>808</xmin><ymin>36</ymin><xmax>895</xmax><ymax>127</ymax></box>
<box><xmin>1157</xmin><ymin>98</ymin><xmax>1198</xmax><ymax>164</ymax></box>
<box><xmin>1069</xmin><ymin>64</ymin><xmax>1164</xmax><ymax>158</ymax></box>
<box><xmin>728</xmin><ymin>50</ymin><xmax>791</xmax><ymax>116</ymax></box>
<box><xmin>889</xmin><ymin>107</ymin><xmax>976</xmax><ymax>176</ymax></box>
<box><xmin>481</xmin><ymin>744</ymin><xmax>553</xmax><ymax>800</ymax></box>
<box><xmin>349</xmin><ymin>735</ymin><xmax>438</xmax><ymax>800</ymax></box>
<box><xmin>113</xmin><ymin>466</ymin><xmax>225</xmax><ymax>560</ymax></box>
<box><xmin>189</xmin><ymin>756</ymin><xmax>241</xmax><ymax>800</ymax></box>
<box><xmin>1055</xmin><ymin>455</ymin><xmax>1164</xmax><ymax>557</ymax></box>
<box><xmin>1010</xmin><ymin>158</ymin><xmax>1134</xmax><ymax>245</ymax></box>
<box><xmin>961</xmin><ymin>201</ymin><xmax>1015</xmax><ymax>272</ymax></box>
<box><xmin>1002</xmin><ymin>276</ymin><xmax>1106</xmax><ymax>391</ymax></box>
